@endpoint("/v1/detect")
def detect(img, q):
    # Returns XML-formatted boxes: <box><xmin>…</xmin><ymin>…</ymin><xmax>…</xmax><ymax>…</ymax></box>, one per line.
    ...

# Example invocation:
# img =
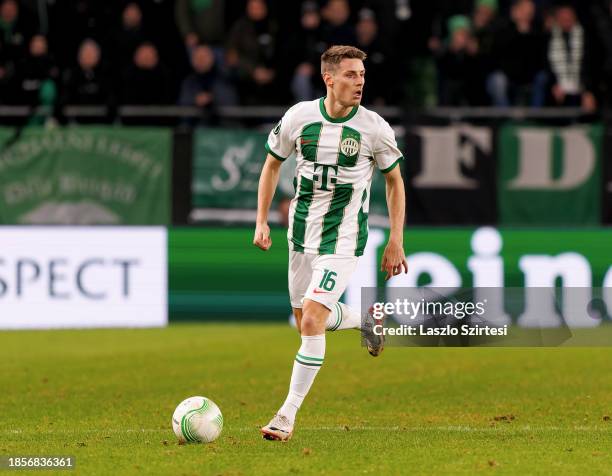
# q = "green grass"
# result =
<box><xmin>1</xmin><ymin>324</ymin><xmax>611</xmax><ymax>475</ymax></box>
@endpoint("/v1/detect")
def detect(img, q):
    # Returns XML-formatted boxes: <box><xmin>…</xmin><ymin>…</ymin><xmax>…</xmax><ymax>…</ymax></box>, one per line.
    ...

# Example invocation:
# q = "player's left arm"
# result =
<box><xmin>381</xmin><ymin>165</ymin><xmax>408</xmax><ymax>281</ymax></box>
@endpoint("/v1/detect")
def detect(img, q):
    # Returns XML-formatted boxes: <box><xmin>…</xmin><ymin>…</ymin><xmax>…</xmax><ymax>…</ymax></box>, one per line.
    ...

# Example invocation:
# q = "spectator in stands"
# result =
<box><xmin>0</xmin><ymin>0</ymin><xmax>32</xmax><ymax>64</ymax></box>
<box><xmin>435</xmin><ymin>15</ymin><xmax>484</xmax><ymax>106</ymax></box>
<box><xmin>13</xmin><ymin>34</ymin><xmax>58</xmax><ymax>107</ymax></box>
<box><xmin>47</xmin><ymin>0</ymin><xmax>113</xmax><ymax>68</ymax></box>
<box><xmin>471</xmin><ymin>0</ymin><xmax>503</xmax><ymax>105</ymax></box>
<box><xmin>321</xmin><ymin>0</ymin><xmax>356</xmax><ymax>47</ymax></box>
<box><xmin>0</xmin><ymin>55</ymin><xmax>10</xmax><ymax>104</ymax></box>
<box><xmin>590</xmin><ymin>0</ymin><xmax>612</xmax><ymax>107</ymax></box>
<box><xmin>355</xmin><ymin>8</ymin><xmax>392</xmax><ymax>105</ymax></box>
<box><xmin>178</xmin><ymin>44</ymin><xmax>237</xmax><ymax>109</ymax></box>
<box><xmin>141</xmin><ymin>0</ymin><xmax>188</xmax><ymax>86</ymax></box>
<box><xmin>107</xmin><ymin>3</ymin><xmax>148</xmax><ymax>73</ymax></box>
<box><xmin>547</xmin><ymin>3</ymin><xmax>597</xmax><ymax>112</ymax></box>
<box><xmin>121</xmin><ymin>42</ymin><xmax>171</xmax><ymax>104</ymax></box>
<box><xmin>175</xmin><ymin>0</ymin><xmax>225</xmax><ymax>49</ymax></box>
<box><xmin>226</xmin><ymin>0</ymin><xmax>279</xmax><ymax>105</ymax></box>
<box><xmin>61</xmin><ymin>39</ymin><xmax>111</xmax><ymax>107</ymax></box>
<box><xmin>286</xmin><ymin>1</ymin><xmax>326</xmax><ymax>102</ymax></box>
<box><xmin>472</xmin><ymin>0</ymin><xmax>503</xmax><ymax>57</ymax></box>
<box><xmin>0</xmin><ymin>0</ymin><xmax>608</xmax><ymax>112</ymax></box>
<box><xmin>487</xmin><ymin>0</ymin><xmax>548</xmax><ymax>107</ymax></box>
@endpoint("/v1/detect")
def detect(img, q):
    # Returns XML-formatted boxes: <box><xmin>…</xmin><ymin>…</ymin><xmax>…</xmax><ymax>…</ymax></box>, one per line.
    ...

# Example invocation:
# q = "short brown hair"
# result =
<box><xmin>321</xmin><ymin>45</ymin><xmax>366</xmax><ymax>75</ymax></box>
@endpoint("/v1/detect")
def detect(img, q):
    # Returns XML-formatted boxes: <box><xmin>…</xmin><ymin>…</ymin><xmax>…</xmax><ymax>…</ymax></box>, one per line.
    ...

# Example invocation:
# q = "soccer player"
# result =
<box><xmin>253</xmin><ymin>45</ymin><xmax>407</xmax><ymax>441</ymax></box>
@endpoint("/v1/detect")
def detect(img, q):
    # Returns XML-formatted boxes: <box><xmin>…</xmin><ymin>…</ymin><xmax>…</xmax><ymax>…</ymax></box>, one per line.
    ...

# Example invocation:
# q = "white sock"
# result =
<box><xmin>325</xmin><ymin>302</ymin><xmax>362</xmax><ymax>331</ymax></box>
<box><xmin>278</xmin><ymin>334</ymin><xmax>325</xmax><ymax>425</ymax></box>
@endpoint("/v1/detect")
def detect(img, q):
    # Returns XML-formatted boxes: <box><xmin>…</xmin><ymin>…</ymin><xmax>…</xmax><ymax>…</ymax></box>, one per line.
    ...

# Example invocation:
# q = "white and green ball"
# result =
<box><xmin>172</xmin><ymin>396</ymin><xmax>223</xmax><ymax>443</ymax></box>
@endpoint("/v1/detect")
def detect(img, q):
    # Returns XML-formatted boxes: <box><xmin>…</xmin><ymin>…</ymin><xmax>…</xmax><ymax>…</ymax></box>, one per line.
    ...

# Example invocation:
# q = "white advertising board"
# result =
<box><xmin>0</xmin><ymin>227</ymin><xmax>167</xmax><ymax>329</ymax></box>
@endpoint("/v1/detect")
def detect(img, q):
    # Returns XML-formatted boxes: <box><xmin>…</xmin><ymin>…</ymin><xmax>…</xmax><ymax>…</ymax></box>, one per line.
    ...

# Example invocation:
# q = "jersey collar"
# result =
<box><xmin>319</xmin><ymin>97</ymin><xmax>359</xmax><ymax>123</ymax></box>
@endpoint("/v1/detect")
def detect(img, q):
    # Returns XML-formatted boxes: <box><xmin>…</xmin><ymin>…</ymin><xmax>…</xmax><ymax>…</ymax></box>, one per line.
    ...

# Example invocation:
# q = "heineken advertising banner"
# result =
<box><xmin>0</xmin><ymin>127</ymin><xmax>171</xmax><ymax>225</ymax></box>
<box><xmin>169</xmin><ymin>227</ymin><xmax>612</xmax><ymax>325</ymax></box>
<box><xmin>498</xmin><ymin>123</ymin><xmax>603</xmax><ymax>226</ymax></box>
<box><xmin>404</xmin><ymin>123</ymin><xmax>496</xmax><ymax>224</ymax></box>
<box><xmin>192</xmin><ymin>128</ymin><xmax>391</xmax><ymax>223</ymax></box>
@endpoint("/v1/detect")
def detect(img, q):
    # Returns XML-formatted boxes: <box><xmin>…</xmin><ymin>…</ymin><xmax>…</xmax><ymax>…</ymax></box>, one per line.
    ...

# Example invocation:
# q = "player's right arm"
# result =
<box><xmin>253</xmin><ymin>154</ymin><xmax>283</xmax><ymax>251</ymax></box>
<box><xmin>254</xmin><ymin>107</ymin><xmax>298</xmax><ymax>251</ymax></box>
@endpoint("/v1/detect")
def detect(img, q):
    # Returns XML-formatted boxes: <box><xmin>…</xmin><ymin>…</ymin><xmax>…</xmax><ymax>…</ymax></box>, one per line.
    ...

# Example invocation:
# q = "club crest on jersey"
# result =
<box><xmin>340</xmin><ymin>137</ymin><xmax>359</xmax><ymax>157</ymax></box>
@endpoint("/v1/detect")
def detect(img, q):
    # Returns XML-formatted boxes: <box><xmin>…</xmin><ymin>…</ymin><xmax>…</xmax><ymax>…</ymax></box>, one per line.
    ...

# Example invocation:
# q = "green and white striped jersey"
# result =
<box><xmin>266</xmin><ymin>97</ymin><xmax>403</xmax><ymax>257</ymax></box>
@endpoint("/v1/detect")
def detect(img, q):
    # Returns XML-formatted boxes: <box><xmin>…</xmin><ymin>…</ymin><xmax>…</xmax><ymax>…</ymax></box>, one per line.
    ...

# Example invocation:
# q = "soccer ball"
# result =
<box><xmin>172</xmin><ymin>396</ymin><xmax>223</xmax><ymax>443</ymax></box>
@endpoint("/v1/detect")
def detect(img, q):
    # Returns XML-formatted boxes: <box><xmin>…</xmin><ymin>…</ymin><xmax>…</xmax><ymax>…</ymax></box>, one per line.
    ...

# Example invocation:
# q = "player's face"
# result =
<box><xmin>330</xmin><ymin>58</ymin><xmax>365</xmax><ymax>107</ymax></box>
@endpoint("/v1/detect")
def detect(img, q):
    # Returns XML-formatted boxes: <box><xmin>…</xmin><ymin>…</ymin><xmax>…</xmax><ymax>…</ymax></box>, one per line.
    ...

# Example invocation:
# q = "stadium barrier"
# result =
<box><xmin>405</xmin><ymin>122</ymin><xmax>605</xmax><ymax>225</ymax></box>
<box><xmin>0</xmin><ymin>104</ymin><xmax>591</xmax><ymax>122</ymax></box>
<box><xmin>0</xmin><ymin>107</ymin><xmax>608</xmax><ymax>226</ymax></box>
<box><xmin>0</xmin><ymin>121</ymin><xmax>606</xmax><ymax>227</ymax></box>
<box><xmin>186</xmin><ymin>114</ymin><xmax>610</xmax><ymax>227</ymax></box>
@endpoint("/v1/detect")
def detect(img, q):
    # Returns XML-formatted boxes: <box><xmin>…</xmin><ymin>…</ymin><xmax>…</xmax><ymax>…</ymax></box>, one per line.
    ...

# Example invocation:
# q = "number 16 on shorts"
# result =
<box><xmin>319</xmin><ymin>269</ymin><xmax>337</xmax><ymax>291</ymax></box>
<box><xmin>304</xmin><ymin>254</ymin><xmax>359</xmax><ymax>309</ymax></box>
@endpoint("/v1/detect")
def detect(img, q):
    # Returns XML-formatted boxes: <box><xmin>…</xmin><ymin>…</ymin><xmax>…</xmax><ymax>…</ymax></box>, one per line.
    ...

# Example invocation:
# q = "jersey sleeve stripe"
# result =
<box><xmin>380</xmin><ymin>156</ymin><xmax>403</xmax><ymax>174</ymax></box>
<box><xmin>265</xmin><ymin>142</ymin><xmax>287</xmax><ymax>162</ymax></box>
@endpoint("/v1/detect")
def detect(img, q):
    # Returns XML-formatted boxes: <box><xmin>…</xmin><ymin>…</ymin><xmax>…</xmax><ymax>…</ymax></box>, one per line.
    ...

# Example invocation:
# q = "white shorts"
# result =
<box><xmin>288</xmin><ymin>250</ymin><xmax>359</xmax><ymax>310</ymax></box>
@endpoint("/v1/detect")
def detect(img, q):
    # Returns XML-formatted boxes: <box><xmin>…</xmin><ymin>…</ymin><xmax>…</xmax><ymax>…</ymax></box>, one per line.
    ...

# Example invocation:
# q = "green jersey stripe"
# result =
<box><xmin>355</xmin><ymin>188</ymin><xmax>369</xmax><ymax>256</ymax></box>
<box><xmin>318</xmin><ymin>183</ymin><xmax>354</xmax><ymax>255</ymax></box>
<box><xmin>300</xmin><ymin>122</ymin><xmax>323</xmax><ymax>162</ymax></box>
<box><xmin>291</xmin><ymin>176</ymin><xmax>314</xmax><ymax>252</ymax></box>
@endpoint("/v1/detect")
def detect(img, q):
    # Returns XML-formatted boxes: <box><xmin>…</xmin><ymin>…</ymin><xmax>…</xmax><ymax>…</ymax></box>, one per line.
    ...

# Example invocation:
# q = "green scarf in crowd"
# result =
<box><xmin>0</xmin><ymin>18</ymin><xmax>14</xmax><ymax>42</ymax></box>
<box><xmin>191</xmin><ymin>0</ymin><xmax>213</xmax><ymax>13</ymax></box>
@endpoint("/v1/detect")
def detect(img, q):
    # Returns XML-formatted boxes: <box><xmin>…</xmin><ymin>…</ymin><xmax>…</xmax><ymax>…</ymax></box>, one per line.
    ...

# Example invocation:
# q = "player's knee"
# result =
<box><xmin>301</xmin><ymin>300</ymin><xmax>328</xmax><ymax>335</ymax></box>
<box><xmin>300</xmin><ymin>315</ymin><xmax>320</xmax><ymax>335</ymax></box>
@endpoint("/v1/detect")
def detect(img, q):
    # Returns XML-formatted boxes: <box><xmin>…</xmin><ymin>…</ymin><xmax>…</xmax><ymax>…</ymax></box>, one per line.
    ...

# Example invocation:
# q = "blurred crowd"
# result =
<box><xmin>0</xmin><ymin>0</ymin><xmax>611</xmax><ymax>120</ymax></box>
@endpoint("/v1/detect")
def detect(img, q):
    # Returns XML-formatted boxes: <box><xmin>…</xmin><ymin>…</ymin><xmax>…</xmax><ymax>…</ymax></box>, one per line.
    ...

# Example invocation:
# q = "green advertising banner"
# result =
<box><xmin>192</xmin><ymin>128</ymin><xmax>391</xmax><ymax>221</ymax></box>
<box><xmin>0</xmin><ymin>127</ymin><xmax>171</xmax><ymax>225</ymax></box>
<box><xmin>498</xmin><ymin>123</ymin><xmax>603</xmax><ymax>226</ymax></box>
<box><xmin>169</xmin><ymin>227</ymin><xmax>612</xmax><ymax>321</ymax></box>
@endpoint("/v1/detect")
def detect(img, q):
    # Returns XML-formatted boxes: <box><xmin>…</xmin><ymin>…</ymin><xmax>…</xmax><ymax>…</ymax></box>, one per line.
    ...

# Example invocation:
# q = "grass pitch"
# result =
<box><xmin>1</xmin><ymin>324</ymin><xmax>611</xmax><ymax>475</ymax></box>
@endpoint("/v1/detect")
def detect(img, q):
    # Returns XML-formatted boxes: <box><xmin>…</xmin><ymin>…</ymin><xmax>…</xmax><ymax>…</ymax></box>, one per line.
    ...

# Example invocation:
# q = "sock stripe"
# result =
<box><xmin>295</xmin><ymin>357</ymin><xmax>322</xmax><ymax>367</ymax></box>
<box><xmin>326</xmin><ymin>305</ymin><xmax>341</xmax><ymax>331</ymax></box>
<box><xmin>296</xmin><ymin>352</ymin><xmax>323</xmax><ymax>362</ymax></box>
<box><xmin>330</xmin><ymin>303</ymin><xmax>343</xmax><ymax>331</ymax></box>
